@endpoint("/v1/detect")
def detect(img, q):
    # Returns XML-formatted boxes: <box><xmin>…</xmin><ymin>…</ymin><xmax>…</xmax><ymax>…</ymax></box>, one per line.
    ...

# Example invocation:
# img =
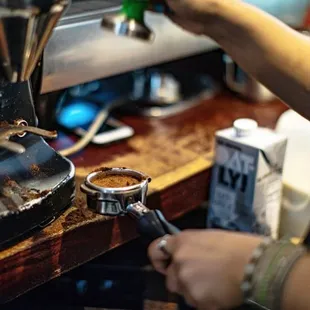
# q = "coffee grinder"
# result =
<box><xmin>0</xmin><ymin>0</ymin><xmax>75</xmax><ymax>248</ymax></box>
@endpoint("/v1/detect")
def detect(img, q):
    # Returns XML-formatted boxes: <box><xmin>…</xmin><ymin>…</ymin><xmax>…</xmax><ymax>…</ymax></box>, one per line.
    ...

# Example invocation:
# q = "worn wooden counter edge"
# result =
<box><xmin>0</xmin><ymin>162</ymin><xmax>212</xmax><ymax>303</ymax></box>
<box><xmin>0</xmin><ymin>93</ymin><xmax>288</xmax><ymax>303</ymax></box>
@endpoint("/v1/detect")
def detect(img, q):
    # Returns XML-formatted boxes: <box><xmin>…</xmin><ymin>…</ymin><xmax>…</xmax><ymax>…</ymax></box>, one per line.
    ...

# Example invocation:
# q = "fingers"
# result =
<box><xmin>148</xmin><ymin>1</ymin><xmax>170</xmax><ymax>13</ymax></box>
<box><xmin>148</xmin><ymin>0</ymin><xmax>207</xmax><ymax>35</ymax></box>
<box><xmin>148</xmin><ymin>232</ymin><xmax>198</xmax><ymax>274</ymax></box>
<box><xmin>148</xmin><ymin>232</ymin><xmax>213</xmax><ymax>309</ymax></box>
<box><xmin>165</xmin><ymin>263</ymin><xmax>196</xmax><ymax>309</ymax></box>
<box><xmin>148</xmin><ymin>235</ymin><xmax>177</xmax><ymax>274</ymax></box>
<box><xmin>165</xmin><ymin>264</ymin><xmax>179</xmax><ymax>293</ymax></box>
<box><xmin>166</xmin><ymin>258</ymin><xmax>196</xmax><ymax>308</ymax></box>
<box><xmin>149</xmin><ymin>0</ymin><xmax>166</xmax><ymax>4</ymax></box>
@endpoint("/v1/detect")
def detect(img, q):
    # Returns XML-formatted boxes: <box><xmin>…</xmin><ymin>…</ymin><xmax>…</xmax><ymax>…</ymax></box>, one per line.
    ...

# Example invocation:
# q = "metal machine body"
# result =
<box><xmin>0</xmin><ymin>0</ymin><xmax>75</xmax><ymax>248</ymax></box>
<box><xmin>41</xmin><ymin>0</ymin><xmax>217</xmax><ymax>94</ymax></box>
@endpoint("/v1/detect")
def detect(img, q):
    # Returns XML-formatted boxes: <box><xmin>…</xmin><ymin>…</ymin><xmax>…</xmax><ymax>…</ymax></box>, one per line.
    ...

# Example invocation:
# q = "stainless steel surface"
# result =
<box><xmin>0</xmin><ymin>125</ymin><xmax>57</xmax><ymax>153</ymax></box>
<box><xmin>42</xmin><ymin>1</ymin><xmax>218</xmax><ymax>94</ymax></box>
<box><xmin>0</xmin><ymin>0</ymin><xmax>69</xmax><ymax>82</ymax></box>
<box><xmin>81</xmin><ymin>168</ymin><xmax>150</xmax><ymax>216</ymax></box>
<box><xmin>101</xmin><ymin>12</ymin><xmax>154</xmax><ymax>42</ymax></box>
<box><xmin>138</xmin><ymin>88</ymin><xmax>218</xmax><ymax>118</ymax></box>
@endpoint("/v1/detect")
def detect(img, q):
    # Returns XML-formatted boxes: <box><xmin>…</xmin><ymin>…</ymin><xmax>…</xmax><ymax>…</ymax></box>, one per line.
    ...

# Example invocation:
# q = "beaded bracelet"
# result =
<box><xmin>241</xmin><ymin>237</ymin><xmax>273</xmax><ymax>301</ymax></box>
<box><xmin>241</xmin><ymin>239</ymin><xmax>307</xmax><ymax>310</ymax></box>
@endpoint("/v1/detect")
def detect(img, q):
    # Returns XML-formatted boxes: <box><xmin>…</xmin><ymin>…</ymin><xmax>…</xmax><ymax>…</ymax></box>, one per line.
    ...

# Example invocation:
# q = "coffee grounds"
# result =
<box><xmin>92</xmin><ymin>174</ymin><xmax>141</xmax><ymax>188</ymax></box>
<box><xmin>30</xmin><ymin>164</ymin><xmax>40</xmax><ymax>176</ymax></box>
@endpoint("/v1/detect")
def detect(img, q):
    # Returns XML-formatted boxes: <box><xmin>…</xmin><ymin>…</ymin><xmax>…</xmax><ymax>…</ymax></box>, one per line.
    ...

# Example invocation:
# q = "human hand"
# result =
<box><xmin>148</xmin><ymin>230</ymin><xmax>262</xmax><ymax>310</ymax></box>
<box><xmin>149</xmin><ymin>0</ymin><xmax>239</xmax><ymax>36</ymax></box>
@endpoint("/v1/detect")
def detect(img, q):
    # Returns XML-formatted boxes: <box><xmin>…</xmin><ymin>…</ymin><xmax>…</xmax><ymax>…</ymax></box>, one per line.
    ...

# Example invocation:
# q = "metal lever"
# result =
<box><xmin>0</xmin><ymin>124</ymin><xmax>57</xmax><ymax>153</ymax></box>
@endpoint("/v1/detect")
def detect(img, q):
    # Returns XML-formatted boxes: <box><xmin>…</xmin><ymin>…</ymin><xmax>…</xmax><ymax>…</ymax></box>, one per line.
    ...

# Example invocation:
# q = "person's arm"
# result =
<box><xmin>282</xmin><ymin>252</ymin><xmax>310</xmax><ymax>310</ymax></box>
<box><xmin>201</xmin><ymin>1</ymin><xmax>310</xmax><ymax>118</ymax></box>
<box><xmin>164</xmin><ymin>0</ymin><xmax>310</xmax><ymax>119</ymax></box>
<box><xmin>148</xmin><ymin>230</ymin><xmax>310</xmax><ymax>310</ymax></box>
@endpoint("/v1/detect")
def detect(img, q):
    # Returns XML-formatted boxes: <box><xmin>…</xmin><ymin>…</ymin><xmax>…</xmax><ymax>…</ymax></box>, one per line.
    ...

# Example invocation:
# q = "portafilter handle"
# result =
<box><xmin>127</xmin><ymin>201</ymin><xmax>180</xmax><ymax>242</ymax></box>
<box><xmin>127</xmin><ymin>202</ymin><xmax>195</xmax><ymax>310</ymax></box>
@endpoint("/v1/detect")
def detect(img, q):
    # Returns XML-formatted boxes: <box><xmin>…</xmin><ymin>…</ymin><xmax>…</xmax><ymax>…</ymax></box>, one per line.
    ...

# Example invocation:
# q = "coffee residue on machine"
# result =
<box><xmin>30</xmin><ymin>164</ymin><xmax>40</xmax><ymax>176</ymax></box>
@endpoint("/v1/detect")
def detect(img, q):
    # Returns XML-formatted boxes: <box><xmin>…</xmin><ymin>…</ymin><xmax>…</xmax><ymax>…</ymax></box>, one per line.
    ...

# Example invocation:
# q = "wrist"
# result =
<box><xmin>241</xmin><ymin>239</ymin><xmax>307</xmax><ymax>310</ymax></box>
<box><xmin>282</xmin><ymin>254</ymin><xmax>310</xmax><ymax>310</ymax></box>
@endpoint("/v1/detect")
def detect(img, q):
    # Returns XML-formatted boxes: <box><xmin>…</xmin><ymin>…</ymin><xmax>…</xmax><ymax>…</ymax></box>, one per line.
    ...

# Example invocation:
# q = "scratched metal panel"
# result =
<box><xmin>41</xmin><ymin>1</ymin><xmax>218</xmax><ymax>94</ymax></box>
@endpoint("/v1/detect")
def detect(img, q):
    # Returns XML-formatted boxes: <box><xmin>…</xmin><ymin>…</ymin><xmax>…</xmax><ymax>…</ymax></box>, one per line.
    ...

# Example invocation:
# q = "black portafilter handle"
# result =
<box><xmin>136</xmin><ymin>209</ymin><xmax>180</xmax><ymax>241</ymax></box>
<box><xmin>128</xmin><ymin>205</ymin><xmax>195</xmax><ymax>310</ymax></box>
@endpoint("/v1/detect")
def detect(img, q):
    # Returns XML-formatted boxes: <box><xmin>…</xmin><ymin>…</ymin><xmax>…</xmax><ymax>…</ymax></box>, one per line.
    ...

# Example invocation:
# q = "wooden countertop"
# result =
<box><xmin>0</xmin><ymin>93</ymin><xmax>287</xmax><ymax>303</ymax></box>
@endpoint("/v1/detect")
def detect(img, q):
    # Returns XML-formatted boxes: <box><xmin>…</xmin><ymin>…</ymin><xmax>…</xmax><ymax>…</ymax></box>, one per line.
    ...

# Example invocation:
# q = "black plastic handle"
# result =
<box><xmin>136</xmin><ymin>209</ymin><xmax>195</xmax><ymax>310</ymax></box>
<box><xmin>136</xmin><ymin>209</ymin><xmax>180</xmax><ymax>242</ymax></box>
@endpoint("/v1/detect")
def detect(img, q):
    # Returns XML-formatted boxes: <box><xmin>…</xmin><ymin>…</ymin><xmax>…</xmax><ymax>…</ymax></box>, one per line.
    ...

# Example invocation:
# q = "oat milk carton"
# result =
<box><xmin>208</xmin><ymin>119</ymin><xmax>287</xmax><ymax>239</ymax></box>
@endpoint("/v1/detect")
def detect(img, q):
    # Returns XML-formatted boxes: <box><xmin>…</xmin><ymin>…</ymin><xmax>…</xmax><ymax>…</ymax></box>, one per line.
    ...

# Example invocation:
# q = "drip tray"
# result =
<box><xmin>121</xmin><ymin>72</ymin><xmax>220</xmax><ymax>118</ymax></box>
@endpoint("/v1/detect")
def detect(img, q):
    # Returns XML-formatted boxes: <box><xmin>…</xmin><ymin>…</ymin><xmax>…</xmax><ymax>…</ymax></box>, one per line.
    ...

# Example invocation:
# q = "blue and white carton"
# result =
<box><xmin>208</xmin><ymin>119</ymin><xmax>287</xmax><ymax>239</ymax></box>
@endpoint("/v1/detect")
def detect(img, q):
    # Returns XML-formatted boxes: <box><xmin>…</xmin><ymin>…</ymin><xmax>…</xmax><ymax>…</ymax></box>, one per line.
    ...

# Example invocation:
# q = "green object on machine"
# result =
<box><xmin>121</xmin><ymin>0</ymin><xmax>149</xmax><ymax>23</ymax></box>
<box><xmin>101</xmin><ymin>0</ymin><xmax>154</xmax><ymax>42</ymax></box>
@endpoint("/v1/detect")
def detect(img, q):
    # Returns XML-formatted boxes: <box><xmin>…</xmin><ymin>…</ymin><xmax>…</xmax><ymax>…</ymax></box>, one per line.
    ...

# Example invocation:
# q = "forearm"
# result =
<box><xmin>282</xmin><ymin>253</ymin><xmax>310</xmax><ymax>310</ymax></box>
<box><xmin>206</xmin><ymin>1</ymin><xmax>310</xmax><ymax>119</ymax></box>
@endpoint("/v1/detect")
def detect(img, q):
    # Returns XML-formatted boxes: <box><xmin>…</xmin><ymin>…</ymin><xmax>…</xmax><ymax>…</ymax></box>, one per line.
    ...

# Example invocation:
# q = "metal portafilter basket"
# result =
<box><xmin>80</xmin><ymin>168</ymin><xmax>180</xmax><ymax>241</ymax></box>
<box><xmin>81</xmin><ymin>168</ymin><xmax>195</xmax><ymax>310</ymax></box>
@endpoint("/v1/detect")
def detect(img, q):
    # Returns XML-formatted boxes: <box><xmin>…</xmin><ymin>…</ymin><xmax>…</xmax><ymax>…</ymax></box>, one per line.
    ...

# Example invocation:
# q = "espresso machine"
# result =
<box><xmin>0</xmin><ymin>0</ymin><xmax>75</xmax><ymax>248</ymax></box>
<box><xmin>0</xmin><ymin>1</ymin><xmax>216</xmax><ymax>308</ymax></box>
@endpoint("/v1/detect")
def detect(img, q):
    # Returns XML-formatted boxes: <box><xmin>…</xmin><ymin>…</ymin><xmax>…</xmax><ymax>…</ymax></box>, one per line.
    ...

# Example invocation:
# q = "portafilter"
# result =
<box><xmin>81</xmin><ymin>167</ymin><xmax>180</xmax><ymax>241</ymax></box>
